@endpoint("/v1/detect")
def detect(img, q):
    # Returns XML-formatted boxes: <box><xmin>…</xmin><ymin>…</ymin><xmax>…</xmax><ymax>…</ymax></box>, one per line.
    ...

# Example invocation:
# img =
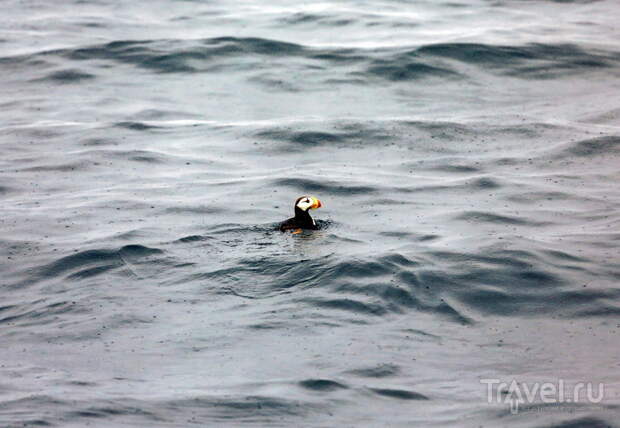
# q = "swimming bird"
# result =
<box><xmin>279</xmin><ymin>196</ymin><xmax>323</xmax><ymax>233</ymax></box>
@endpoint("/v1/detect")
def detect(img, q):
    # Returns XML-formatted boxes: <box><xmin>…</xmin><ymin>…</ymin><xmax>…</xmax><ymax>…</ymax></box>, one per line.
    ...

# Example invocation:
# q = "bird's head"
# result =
<box><xmin>295</xmin><ymin>195</ymin><xmax>322</xmax><ymax>212</ymax></box>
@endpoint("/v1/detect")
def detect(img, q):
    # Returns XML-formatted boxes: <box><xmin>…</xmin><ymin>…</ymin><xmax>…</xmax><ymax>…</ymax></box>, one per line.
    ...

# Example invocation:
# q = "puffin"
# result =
<box><xmin>279</xmin><ymin>196</ymin><xmax>323</xmax><ymax>233</ymax></box>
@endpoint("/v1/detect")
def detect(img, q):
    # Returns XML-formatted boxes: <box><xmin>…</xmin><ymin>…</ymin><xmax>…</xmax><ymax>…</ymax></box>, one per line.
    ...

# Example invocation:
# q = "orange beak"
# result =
<box><xmin>311</xmin><ymin>197</ymin><xmax>322</xmax><ymax>209</ymax></box>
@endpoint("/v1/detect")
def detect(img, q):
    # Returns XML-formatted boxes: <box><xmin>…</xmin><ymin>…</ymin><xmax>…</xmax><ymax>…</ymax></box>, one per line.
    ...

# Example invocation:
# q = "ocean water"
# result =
<box><xmin>1</xmin><ymin>0</ymin><xmax>620</xmax><ymax>426</ymax></box>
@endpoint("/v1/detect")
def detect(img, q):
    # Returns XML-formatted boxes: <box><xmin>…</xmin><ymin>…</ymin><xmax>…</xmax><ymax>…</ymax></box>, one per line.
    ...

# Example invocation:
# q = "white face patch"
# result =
<box><xmin>296</xmin><ymin>196</ymin><xmax>313</xmax><ymax>211</ymax></box>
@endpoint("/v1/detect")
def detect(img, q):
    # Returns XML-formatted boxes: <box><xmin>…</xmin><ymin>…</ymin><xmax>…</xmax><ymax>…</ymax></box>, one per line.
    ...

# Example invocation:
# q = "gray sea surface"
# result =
<box><xmin>1</xmin><ymin>0</ymin><xmax>620</xmax><ymax>426</ymax></box>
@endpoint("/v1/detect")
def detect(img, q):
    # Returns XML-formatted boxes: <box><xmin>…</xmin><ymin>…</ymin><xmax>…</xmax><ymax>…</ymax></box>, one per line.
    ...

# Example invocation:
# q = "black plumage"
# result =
<box><xmin>279</xmin><ymin>196</ymin><xmax>322</xmax><ymax>232</ymax></box>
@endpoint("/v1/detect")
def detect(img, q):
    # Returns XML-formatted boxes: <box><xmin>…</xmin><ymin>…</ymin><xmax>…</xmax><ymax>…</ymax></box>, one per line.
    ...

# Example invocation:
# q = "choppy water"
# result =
<box><xmin>2</xmin><ymin>0</ymin><xmax>620</xmax><ymax>426</ymax></box>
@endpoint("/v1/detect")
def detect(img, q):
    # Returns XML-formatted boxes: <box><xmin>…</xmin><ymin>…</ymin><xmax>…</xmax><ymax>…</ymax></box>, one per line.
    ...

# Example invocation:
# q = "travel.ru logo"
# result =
<box><xmin>480</xmin><ymin>378</ymin><xmax>605</xmax><ymax>414</ymax></box>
